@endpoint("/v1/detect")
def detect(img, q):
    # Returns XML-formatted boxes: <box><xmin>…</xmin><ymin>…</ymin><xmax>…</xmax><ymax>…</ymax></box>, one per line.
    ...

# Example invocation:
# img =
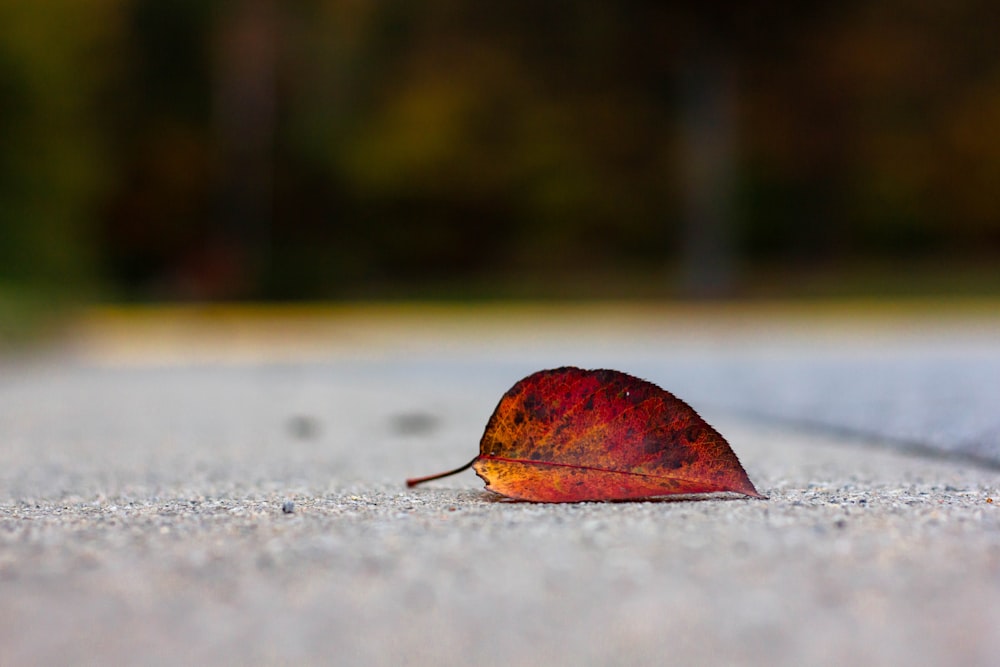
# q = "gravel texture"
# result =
<box><xmin>2</xmin><ymin>305</ymin><xmax>999</xmax><ymax>666</ymax></box>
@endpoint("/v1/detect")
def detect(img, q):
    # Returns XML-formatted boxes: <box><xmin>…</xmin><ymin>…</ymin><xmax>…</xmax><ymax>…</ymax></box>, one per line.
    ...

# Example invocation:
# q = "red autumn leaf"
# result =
<box><xmin>407</xmin><ymin>366</ymin><xmax>763</xmax><ymax>502</ymax></box>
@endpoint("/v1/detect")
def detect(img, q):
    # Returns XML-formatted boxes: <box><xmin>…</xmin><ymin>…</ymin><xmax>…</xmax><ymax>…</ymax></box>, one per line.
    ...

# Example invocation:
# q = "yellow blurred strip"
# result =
<box><xmin>68</xmin><ymin>298</ymin><xmax>1000</xmax><ymax>367</ymax></box>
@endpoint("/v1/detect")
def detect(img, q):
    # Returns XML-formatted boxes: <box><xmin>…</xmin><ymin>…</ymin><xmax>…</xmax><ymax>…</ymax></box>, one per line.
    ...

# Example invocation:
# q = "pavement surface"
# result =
<box><xmin>1</xmin><ymin>303</ymin><xmax>999</xmax><ymax>666</ymax></box>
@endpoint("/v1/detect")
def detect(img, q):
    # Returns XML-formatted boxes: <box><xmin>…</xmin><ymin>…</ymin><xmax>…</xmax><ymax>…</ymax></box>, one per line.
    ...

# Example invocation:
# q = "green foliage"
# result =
<box><xmin>0</xmin><ymin>0</ymin><xmax>120</xmax><ymax>290</ymax></box>
<box><xmin>2</xmin><ymin>1</ymin><xmax>1000</xmax><ymax>301</ymax></box>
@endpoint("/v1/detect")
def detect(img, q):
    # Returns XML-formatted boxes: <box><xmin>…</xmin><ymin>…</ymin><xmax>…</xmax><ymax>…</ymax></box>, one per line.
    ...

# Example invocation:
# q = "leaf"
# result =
<box><xmin>407</xmin><ymin>366</ymin><xmax>764</xmax><ymax>502</ymax></box>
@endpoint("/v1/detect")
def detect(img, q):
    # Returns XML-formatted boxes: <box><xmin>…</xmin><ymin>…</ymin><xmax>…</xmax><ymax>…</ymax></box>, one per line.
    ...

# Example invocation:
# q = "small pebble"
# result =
<box><xmin>287</xmin><ymin>415</ymin><xmax>320</xmax><ymax>440</ymax></box>
<box><xmin>389</xmin><ymin>412</ymin><xmax>439</xmax><ymax>436</ymax></box>
<box><xmin>281</xmin><ymin>501</ymin><xmax>295</xmax><ymax>514</ymax></box>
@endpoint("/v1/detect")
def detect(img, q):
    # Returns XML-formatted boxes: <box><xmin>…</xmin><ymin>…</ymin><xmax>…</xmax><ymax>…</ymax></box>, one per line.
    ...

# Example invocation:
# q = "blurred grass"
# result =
<box><xmin>743</xmin><ymin>257</ymin><xmax>1000</xmax><ymax>301</ymax></box>
<box><xmin>0</xmin><ymin>284</ymin><xmax>80</xmax><ymax>350</ymax></box>
<box><xmin>3</xmin><ymin>256</ymin><xmax>999</xmax><ymax>355</ymax></box>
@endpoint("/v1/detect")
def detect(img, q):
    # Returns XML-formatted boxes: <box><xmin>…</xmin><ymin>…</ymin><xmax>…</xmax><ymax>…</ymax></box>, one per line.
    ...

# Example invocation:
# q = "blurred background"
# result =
<box><xmin>2</xmin><ymin>0</ymin><xmax>1000</xmax><ymax>324</ymax></box>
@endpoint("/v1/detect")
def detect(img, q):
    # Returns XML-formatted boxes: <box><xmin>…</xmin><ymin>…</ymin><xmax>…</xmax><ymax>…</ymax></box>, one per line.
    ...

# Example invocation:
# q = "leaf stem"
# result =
<box><xmin>406</xmin><ymin>456</ymin><xmax>479</xmax><ymax>487</ymax></box>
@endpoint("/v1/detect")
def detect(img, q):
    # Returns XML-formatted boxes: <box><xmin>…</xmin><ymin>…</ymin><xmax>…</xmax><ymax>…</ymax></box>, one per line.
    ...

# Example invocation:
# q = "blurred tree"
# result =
<box><xmin>0</xmin><ymin>0</ymin><xmax>120</xmax><ymax>292</ymax></box>
<box><xmin>100</xmin><ymin>0</ymin><xmax>217</xmax><ymax>299</ymax></box>
<box><xmin>6</xmin><ymin>0</ymin><xmax>993</xmax><ymax>301</ymax></box>
<box><xmin>213</xmin><ymin>0</ymin><xmax>277</xmax><ymax>298</ymax></box>
<box><xmin>741</xmin><ymin>0</ymin><xmax>1000</xmax><ymax>263</ymax></box>
<box><xmin>279</xmin><ymin>1</ymin><xmax>679</xmax><ymax>295</ymax></box>
<box><xmin>279</xmin><ymin>1</ymin><xmax>862</xmax><ymax>297</ymax></box>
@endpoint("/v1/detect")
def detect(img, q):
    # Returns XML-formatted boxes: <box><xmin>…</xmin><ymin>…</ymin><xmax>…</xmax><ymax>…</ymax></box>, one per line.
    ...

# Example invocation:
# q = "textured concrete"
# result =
<box><xmin>2</xmin><ymin>304</ymin><xmax>999</xmax><ymax>666</ymax></box>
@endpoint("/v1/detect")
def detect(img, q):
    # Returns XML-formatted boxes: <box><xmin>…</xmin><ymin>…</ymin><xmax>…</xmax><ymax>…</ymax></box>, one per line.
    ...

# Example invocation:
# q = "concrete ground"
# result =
<box><xmin>1</xmin><ymin>303</ymin><xmax>999</xmax><ymax>666</ymax></box>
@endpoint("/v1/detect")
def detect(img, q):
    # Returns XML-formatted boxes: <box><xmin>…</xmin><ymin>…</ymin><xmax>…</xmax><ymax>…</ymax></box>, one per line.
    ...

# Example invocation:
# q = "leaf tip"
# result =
<box><xmin>734</xmin><ymin>477</ymin><xmax>767</xmax><ymax>499</ymax></box>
